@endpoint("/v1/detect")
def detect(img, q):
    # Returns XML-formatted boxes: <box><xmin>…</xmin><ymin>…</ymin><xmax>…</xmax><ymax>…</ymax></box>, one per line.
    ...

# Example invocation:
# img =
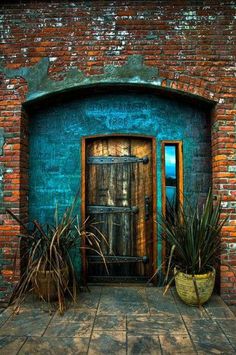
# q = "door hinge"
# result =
<box><xmin>88</xmin><ymin>255</ymin><xmax>149</xmax><ymax>264</ymax></box>
<box><xmin>87</xmin><ymin>205</ymin><xmax>139</xmax><ymax>214</ymax></box>
<box><xmin>87</xmin><ymin>155</ymin><xmax>149</xmax><ymax>165</ymax></box>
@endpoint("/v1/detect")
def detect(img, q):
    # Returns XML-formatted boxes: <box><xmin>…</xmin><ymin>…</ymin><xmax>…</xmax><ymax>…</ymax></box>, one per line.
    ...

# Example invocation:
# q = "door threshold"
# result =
<box><xmin>88</xmin><ymin>282</ymin><xmax>154</xmax><ymax>287</ymax></box>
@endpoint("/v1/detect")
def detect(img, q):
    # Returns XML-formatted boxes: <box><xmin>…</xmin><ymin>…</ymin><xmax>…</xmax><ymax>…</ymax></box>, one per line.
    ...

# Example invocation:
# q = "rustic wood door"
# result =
<box><xmin>86</xmin><ymin>136</ymin><xmax>153</xmax><ymax>282</ymax></box>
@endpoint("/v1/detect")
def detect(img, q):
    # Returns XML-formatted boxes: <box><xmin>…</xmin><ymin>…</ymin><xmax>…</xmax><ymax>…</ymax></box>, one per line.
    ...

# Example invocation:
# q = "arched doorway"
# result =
<box><xmin>27</xmin><ymin>86</ymin><xmax>212</xmax><ymax>283</ymax></box>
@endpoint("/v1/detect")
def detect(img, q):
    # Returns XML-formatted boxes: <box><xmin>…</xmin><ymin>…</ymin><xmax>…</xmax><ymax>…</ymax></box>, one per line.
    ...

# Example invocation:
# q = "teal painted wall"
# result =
<box><xmin>29</xmin><ymin>90</ymin><xmax>211</xmax><ymax>277</ymax></box>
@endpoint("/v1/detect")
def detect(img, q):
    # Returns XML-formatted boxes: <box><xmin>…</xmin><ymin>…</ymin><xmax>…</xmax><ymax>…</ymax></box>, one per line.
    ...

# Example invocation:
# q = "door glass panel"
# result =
<box><xmin>165</xmin><ymin>145</ymin><xmax>177</xmax><ymax>211</ymax></box>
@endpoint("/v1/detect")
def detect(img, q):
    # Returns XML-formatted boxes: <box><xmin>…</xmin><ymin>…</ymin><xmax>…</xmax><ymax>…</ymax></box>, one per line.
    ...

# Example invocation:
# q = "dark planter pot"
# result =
<box><xmin>33</xmin><ymin>266</ymin><xmax>69</xmax><ymax>302</ymax></box>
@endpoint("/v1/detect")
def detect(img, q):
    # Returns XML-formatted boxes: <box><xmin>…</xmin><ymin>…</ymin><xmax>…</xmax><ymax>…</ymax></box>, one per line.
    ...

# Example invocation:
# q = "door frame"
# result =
<box><xmin>81</xmin><ymin>133</ymin><xmax>157</xmax><ymax>284</ymax></box>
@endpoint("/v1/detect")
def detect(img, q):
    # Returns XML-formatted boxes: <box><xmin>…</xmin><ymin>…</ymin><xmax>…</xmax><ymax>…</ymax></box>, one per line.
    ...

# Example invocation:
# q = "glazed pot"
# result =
<box><xmin>174</xmin><ymin>267</ymin><xmax>215</xmax><ymax>306</ymax></box>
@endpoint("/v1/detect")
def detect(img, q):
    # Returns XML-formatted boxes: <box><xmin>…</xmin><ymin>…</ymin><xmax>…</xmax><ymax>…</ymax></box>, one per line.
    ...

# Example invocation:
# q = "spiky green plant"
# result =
<box><xmin>160</xmin><ymin>190</ymin><xmax>228</xmax><ymax>276</ymax></box>
<box><xmin>7</xmin><ymin>198</ymin><xmax>108</xmax><ymax>314</ymax></box>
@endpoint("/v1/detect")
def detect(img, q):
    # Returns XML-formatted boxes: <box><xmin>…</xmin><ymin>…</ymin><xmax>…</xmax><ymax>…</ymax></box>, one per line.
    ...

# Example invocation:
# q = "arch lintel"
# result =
<box><xmin>1</xmin><ymin>55</ymin><xmax>217</xmax><ymax>107</ymax></box>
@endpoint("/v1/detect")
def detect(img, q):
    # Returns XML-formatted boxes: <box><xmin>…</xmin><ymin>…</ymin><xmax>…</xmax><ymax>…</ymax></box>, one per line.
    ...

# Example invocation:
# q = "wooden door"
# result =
<box><xmin>86</xmin><ymin>136</ymin><xmax>153</xmax><ymax>282</ymax></box>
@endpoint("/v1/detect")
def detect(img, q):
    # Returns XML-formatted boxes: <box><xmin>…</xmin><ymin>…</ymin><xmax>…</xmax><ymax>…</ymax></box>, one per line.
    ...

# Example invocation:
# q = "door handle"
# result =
<box><xmin>145</xmin><ymin>196</ymin><xmax>150</xmax><ymax>221</ymax></box>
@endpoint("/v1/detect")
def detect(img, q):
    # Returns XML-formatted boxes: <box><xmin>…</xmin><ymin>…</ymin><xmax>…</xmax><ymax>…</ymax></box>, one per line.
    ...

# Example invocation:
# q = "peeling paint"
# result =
<box><xmin>0</xmin><ymin>55</ymin><xmax>215</xmax><ymax>104</ymax></box>
<box><xmin>0</xmin><ymin>55</ymin><xmax>161</xmax><ymax>102</ymax></box>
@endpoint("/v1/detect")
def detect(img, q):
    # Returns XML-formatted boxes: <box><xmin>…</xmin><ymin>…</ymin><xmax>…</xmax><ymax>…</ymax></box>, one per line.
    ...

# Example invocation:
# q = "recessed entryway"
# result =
<box><xmin>28</xmin><ymin>87</ymin><xmax>211</xmax><ymax>284</ymax></box>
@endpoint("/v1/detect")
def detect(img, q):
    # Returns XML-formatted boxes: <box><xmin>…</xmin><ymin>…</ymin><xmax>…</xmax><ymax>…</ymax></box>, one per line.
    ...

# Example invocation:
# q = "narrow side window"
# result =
<box><xmin>162</xmin><ymin>142</ymin><xmax>183</xmax><ymax>216</ymax></box>
<box><xmin>165</xmin><ymin>145</ymin><xmax>177</xmax><ymax>210</ymax></box>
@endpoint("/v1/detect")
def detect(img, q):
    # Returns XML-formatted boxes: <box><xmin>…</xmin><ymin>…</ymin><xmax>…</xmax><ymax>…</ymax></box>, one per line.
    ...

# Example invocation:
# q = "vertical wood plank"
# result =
<box><xmin>131</xmin><ymin>138</ymin><xmax>152</xmax><ymax>276</ymax></box>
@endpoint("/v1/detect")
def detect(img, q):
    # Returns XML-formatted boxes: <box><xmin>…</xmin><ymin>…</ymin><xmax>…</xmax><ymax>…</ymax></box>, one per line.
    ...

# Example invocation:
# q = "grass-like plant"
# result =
<box><xmin>148</xmin><ymin>190</ymin><xmax>230</xmax><ymax>289</ymax></box>
<box><xmin>7</xmin><ymin>197</ymin><xmax>107</xmax><ymax>314</ymax></box>
<box><xmin>161</xmin><ymin>190</ymin><xmax>228</xmax><ymax>277</ymax></box>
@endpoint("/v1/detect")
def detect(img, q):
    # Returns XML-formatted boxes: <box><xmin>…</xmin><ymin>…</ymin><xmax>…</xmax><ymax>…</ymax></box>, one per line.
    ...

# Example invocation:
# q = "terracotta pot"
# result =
<box><xmin>33</xmin><ymin>266</ymin><xmax>69</xmax><ymax>302</ymax></box>
<box><xmin>174</xmin><ymin>267</ymin><xmax>215</xmax><ymax>306</ymax></box>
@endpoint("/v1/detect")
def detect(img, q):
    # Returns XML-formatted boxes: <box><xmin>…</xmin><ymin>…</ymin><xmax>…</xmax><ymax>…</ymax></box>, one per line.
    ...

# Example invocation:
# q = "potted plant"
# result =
<box><xmin>155</xmin><ymin>190</ymin><xmax>231</xmax><ymax>306</ymax></box>
<box><xmin>7</xmin><ymin>197</ymin><xmax>107</xmax><ymax>314</ymax></box>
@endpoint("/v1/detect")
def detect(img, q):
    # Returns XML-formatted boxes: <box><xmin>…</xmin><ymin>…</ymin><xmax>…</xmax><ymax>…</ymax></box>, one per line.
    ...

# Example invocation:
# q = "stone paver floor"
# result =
<box><xmin>0</xmin><ymin>286</ymin><xmax>236</xmax><ymax>354</ymax></box>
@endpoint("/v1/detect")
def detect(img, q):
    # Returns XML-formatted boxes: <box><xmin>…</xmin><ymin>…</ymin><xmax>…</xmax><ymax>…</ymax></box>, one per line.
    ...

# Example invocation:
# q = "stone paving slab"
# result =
<box><xmin>101</xmin><ymin>286</ymin><xmax>146</xmax><ymax>299</ymax></box>
<box><xmin>159</xmin><ymin>333</ymin><xmax>197</xmax><ymax>354</ymax></box>
<box><xmin>217</xmin><ymin>319</ymin><xmax>236</xmax><ymax>351</ymax></box>
<box><xmin>73</xmin><ymin>297</ymin><xmax>100</xmax><ymax>310</ymax></box>
<box><xmin>205</xmin><ymin>306</ymin><xmax>236</xmax><ymax>319</ymax></box>
<box><xmin>89</xmin><ymin>331</ymin><xmax>126</xmax><ymax>355</ymax></box>
<box><xmin>94</xmin><ymin>315</ymin><xmax>126</xmax><ymax>330</ymax></box>
<box><xmin>70</xmin><ymin>288</ymin><xmax>101</xmax><ymax>310</ymax></box>
<box><xmin>175</xmin><ymin>303</ymin><xmax>210</xmax><ymax>321</ymax></box>
<box><xmin>19</xmin><ymin>336</ymin><xmax>90</xmax><ymax>354</ymax></box>
<box><xmin>0</xmin><ymin>286</ymin><xmax>235</xmax><ymax>354</ymax></box>
<box><xmin>149</xmin><ymin>302</ymin><xmax>180</xmax><ymax>316</ymax></box>
<box><xmin>226</xmin><ymin>336</ymin><xmax>236</xmax><ymax>352</ymax></box>
<box><xmin>52</xmin><ymin>308</ymin><xmax>96</xmax><ymax>323</ymax></box>
<box><xmin>97</xmin><ymin>301</ymin><xmax>150</xmax><ymax>315</ymax></box>
<box><xmin>127</xmin><ymin>315</ymin><xmax>187</xmax><ymax>335</ymax></box>
<box><xmin>44</xmin><ymin>321</ymin><xmax>93</xmax><ymax>338</ymax></box>
<box><xmin>229</xmin><ymin>305</ymin><xmax>236</xmax><ymax>316</ymax></box>
<box><xmin>217</xmin><ymin>319</ymin><xmax>236</xmax><ymax>336</ymax></box>
<box><xmin>179</xmin><ymin>307</ymin><xmax>209</xmax><ymax>321</ymax></box>
<box><xmin>0</xmin><ymin>308</ymin><xmax>13</xmax><ymax>327</ymax></box>
<box><xmin>185</xmin><ymin>319</ymin><xmax>235</xmax><ymax>354</ymax></box>
<box><xmin>203</xmin><ymin>294</ymin><xmax>228</xmax><ymax>308</ymax></box>
<box><xmin>0</xmin><ymin>309</ymin><xmax>53</xmax><ymax>337</ymax></box>
<box><xmin>0</xmin><ymin>336</ymin><xmax>26</xmax><ymax>355</ymax></box>
<box><xmin>127</xmin><ymin>334</ymin><xmax>161</xmax><ymax>354</ymax></box>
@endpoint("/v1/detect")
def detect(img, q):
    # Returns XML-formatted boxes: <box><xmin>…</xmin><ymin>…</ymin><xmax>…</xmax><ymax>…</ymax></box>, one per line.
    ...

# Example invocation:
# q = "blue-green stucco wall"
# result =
<box><xmin>29</xmin><ymin>91</ymin><xmax>211</xmax><ymax>276</ymax></box>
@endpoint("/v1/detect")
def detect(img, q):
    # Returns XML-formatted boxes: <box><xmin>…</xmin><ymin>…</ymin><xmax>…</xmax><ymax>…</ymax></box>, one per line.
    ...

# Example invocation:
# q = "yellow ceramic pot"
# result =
<box><xmin>174</xmin><ymin>268</ymin><xmax>215</xmax><ymax>306</ymax></box>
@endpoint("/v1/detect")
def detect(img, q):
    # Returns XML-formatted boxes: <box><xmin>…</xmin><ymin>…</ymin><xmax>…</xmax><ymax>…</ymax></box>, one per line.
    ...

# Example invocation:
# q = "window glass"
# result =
<box><xmin>165</xmin><ymin>145</ymin><xmax>177</xmax><ymax>208</ymax></box>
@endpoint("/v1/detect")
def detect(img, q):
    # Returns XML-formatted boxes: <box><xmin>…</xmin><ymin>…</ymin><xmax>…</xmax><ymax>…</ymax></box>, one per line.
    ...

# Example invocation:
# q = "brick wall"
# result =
<box><xmin>0</xmin><ymin>1</ymin><xmax>235</xmax><ymax>304</ymax></box>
